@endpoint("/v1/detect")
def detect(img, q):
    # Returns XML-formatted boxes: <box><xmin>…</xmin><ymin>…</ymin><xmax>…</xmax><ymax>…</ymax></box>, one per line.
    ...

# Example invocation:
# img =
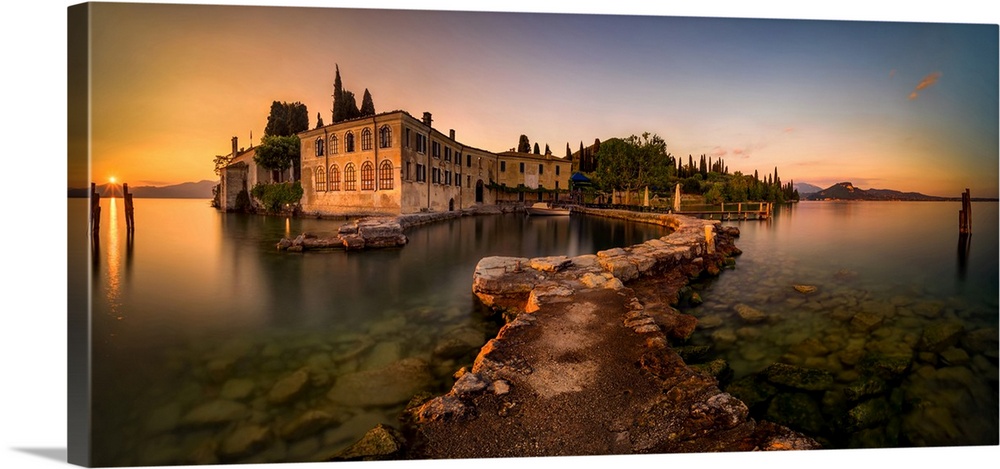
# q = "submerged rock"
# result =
<box><xmin>330</xmin><ymin>424</ymin><xmax>406</xmax><ymax>461</ymax></box>
<box><xmin>725</xmin><ymin>375</ymin><xmax>778</xmax><ymax>410</ymax></box>
<box><xmin>219</xmin><ymin>423</ymin><xmax>271</xmax><ymax>460</ymax></box>
<box><xmin>850</xmin><ymin>311</ymin><xmax>883</xmax><ymax>332</ymax></box>
<box><xmin>327</xmin><ymin>358</ymin><xmax>433</xmax><ymax>407</ymax></box>
<box><xmin>918</xmin><ymin>320</ymin><xmax>965</xmax><ymax>352</ymax></box>
<box><xmin>279</xmin><ymin>409</ymin><xmax>343</xmax><ymax>441</ymax></box>
<box><xmin>766</xmin><ymin>393</ymin><xmax>826</xmax><ymax>435</ymax></box>
<box><xmin>691</xmin><ymin>358</ymin><xmax>733</xmax><ymax>384</ymax></box>
<box><xmin>857</xmin><ymin>353</ymin><xmax>912</xmax><ymax>381</ymax></box>
<box><xmin>181</xmin><ymin>399</ymin><xmax>248</xmax><ymax>426</ymax></box>
<box><xmin>793</xmin><ymin>285</ymin><xmax>817</xmax><ymax>294</ymax></box>
<box><xmin>734</xmin><ymin>304</ymin><xmax>766</xmax><ymax>323</ymax></box>
<box><xmin>846</xmin><ymin>397</ymin><xmax>896</xmax><ymax>432</ymax></box>
<box><xmin>268</xmin><ymin>369</ymin><xmax>310</xmax><ymax>405</ymax></box>
<box><xmin>761</xmin><ymin>363</ymin><xmax>834</xmax><ymax>391</ymax></box>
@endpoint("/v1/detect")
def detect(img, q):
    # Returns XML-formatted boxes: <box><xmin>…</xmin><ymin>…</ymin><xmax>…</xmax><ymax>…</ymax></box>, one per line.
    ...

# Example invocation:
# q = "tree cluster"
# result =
<box><xmin>254</xmin><ymin>100</ymin><xmax>310</xmax><ymax>181</ymax></box>
<box><xmin>582</xmin><ymin>131</ymin><xmax>799</xmax><ymax>205</ymax></box>
<box><xmin>593</xmin><ymin>132</ymin><xmax>674</xmax><ymax>193</ymax></box>
<box><xmin>572</xmin><ymin>138</ymin><xmax>601</xmax><ymax>173</ymax></box>
<box><xmin>264</xmin><ymin>101</ymin><xmax>308</xmax><ymax>137</ymax></box>
<box><xmin>693</xmin><ymin>166</ymin><xmax>799</xmax><ymax>204</ymax></box>
<box><xmin>332</xmin><ymin>64</ymin><xmax>375</xmax><ymax>123</ymax></box>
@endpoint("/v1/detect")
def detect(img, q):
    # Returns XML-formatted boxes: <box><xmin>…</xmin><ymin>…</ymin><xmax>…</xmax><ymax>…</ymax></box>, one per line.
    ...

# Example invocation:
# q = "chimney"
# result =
<box><xmin>449</xmin><ymin>129</ymin><xmax>455</xmax><ymax>140</ymax></box>
<box><xmin>422</xmin><ymin>112</ymin><xmax>432</xmax><ymax>127</ymax></box>
<box><xmin>231</xmin><ymin>136</ymin><xmax>238</xmax><ymax>157</ymax></box>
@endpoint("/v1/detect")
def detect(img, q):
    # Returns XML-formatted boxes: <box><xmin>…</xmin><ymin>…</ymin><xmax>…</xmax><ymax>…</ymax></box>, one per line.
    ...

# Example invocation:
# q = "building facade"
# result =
<box><xmin>297</xmin><ymin>111</ymin><xmax>499</xmax><ymax>216</ymax></box>
<box><xmin>494</xmin><ymin>151</ymin><xmax>572</xmax><ymax>204</ymax></box>
<box><xmin>219</xmin><ymin>136</ymin><xmax>294</xmax><ymax>212</ymax></box>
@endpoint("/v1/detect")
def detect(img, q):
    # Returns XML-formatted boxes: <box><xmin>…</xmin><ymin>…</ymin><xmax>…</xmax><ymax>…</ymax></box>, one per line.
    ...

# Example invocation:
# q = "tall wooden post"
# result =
<box><xmin>123</xmin><ymin>183</ymin><xmax>135</xmax><ymax>234</ymax></box>
<box><xmin>959</xmin><ymin>189</ymin><xmax>972</xmax><ymax>235</ymax></box>
<box><xmin>90</xmin><ymin>182</ymin><xmax>101</xmax><ymax>239</ymax></box>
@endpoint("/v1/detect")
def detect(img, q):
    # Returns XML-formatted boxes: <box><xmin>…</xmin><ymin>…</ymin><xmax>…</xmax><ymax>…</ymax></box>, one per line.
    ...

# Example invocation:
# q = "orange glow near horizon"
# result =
<box><xmin>84</xmin><ymin>3</ymin><xmax>999</xmax><ymax>198</ymax></box>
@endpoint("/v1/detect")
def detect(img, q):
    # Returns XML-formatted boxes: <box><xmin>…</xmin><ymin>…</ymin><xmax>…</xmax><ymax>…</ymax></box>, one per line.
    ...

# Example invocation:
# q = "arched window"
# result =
<box><xmin>315</xmin><ymin>137</ymin><xmax>325</xmax><ymax>156</ymax></box>
<box><xmin>315</xmin><ymin>166</ymin><xmax>326</xmax><ymax>191</ymax></box>
<box><xmin>361</xmin><ymin>161</ymin><xmax>374</xmax><ymax>190</ymax></box>
<box><xmin>361</xmin><ymin>128</ymin><xmax>373</xmax><ymax>151</ymax></box>
<box><xmin>344</xmin><ymin>163</ymin><xmax>357</xmax><ymax>191</ymax></box>
<box><xmin>379</xmin><ymin>125</ymin><xmax>392</xmax><ymax>148</ymax></box>
<box><xmin>379</xmin><ymin>160</ymin><xmax>394</xmax><ymax>190</ymax></box>
<box><xmin>329</xmin><ymin>164</ymin><xmax>340</xmax><ymax>191</ymax></box>
<box><xmin>330</xmin><ymin>135</ymin><xmax>339</xmax><ymax>154</ymax></box>
<box><xmin>345</xmin><ymin>132</ymin><xmax>355</xmax><ymax>153</ymax></box>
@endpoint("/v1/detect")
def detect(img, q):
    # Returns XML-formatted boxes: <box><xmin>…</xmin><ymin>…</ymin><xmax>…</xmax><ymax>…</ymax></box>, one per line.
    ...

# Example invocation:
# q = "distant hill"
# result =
<box><xmin>794</xmin><ymin>182</ymin><xmax>823</xmax><ymax>194</ymax></box>
<box><xmin>805</xmin><ymin>182</ymin><xmax>947</xmax><ymax>201</ymax></box>
<box><xmin>68</xmin><ymin>180</ymin><xmax>216</xmax><ymax>198</ymax></box>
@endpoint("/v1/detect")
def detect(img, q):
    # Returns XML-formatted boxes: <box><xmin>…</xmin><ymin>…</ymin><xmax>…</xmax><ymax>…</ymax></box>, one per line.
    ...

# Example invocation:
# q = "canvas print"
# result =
<box><xmin>68</xmin><ymin>2</ymin><xmax>999</xmax><ymax>467</ymax></box>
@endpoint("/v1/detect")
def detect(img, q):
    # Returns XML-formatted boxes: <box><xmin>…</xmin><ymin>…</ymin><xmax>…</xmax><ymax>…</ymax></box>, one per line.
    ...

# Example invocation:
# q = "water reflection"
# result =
<box><xmin>106</xmin><ymin>197</ymin><xmax>122</xmax><ymax>322</ymax></box>
<box><xmin>84</xmin><ymin>200</ymin><xmax>668</xmax><ymax>466</ymax></box>
<box><xmin>957</xmin><ymin>234</ymin><xmax>971</xmax><ymax>279</ymax></box>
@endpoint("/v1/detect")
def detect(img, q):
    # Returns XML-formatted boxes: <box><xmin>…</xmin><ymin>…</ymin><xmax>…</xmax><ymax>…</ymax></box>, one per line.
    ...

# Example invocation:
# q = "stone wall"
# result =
<box><xmin>406</xmin><ymin>209</ymin><xmax>817</xmax><ymax>458</ymax></box>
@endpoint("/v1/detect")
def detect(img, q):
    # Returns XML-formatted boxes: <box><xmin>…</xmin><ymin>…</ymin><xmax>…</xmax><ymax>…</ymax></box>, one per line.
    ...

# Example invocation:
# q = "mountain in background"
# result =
<box><xmin>68</xmin><ymin>180</ymin><xmax>216</xmax><ymax>198</ymax></box>
<box><xmin>805</xmin><ymin>182</ymin><xmax>947</xmax><ymax>201</ymax></box>
<box><xmin>793</xmin><ymin>182</ymin><xmax>823</xmax><ymax>194</ymax></box>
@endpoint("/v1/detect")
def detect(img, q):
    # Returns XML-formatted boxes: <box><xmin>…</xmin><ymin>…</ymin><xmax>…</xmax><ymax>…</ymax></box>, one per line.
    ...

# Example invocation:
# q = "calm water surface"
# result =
<box><xmin>682</xmin><ymin>201</ymin><xmax>998</xmax><ymax>449</ymax></box>
<box><xmin>77</xmin><ymin>198</ymin><xmax>666</xmax><ymax>466</ymax></box>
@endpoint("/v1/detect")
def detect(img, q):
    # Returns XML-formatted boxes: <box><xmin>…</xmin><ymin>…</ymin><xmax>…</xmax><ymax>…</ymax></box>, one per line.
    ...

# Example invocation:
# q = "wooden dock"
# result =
<box><xmin>676</xmin><ymin>202</ymin><xmax>773</xmax><ymax>220</ymax></box>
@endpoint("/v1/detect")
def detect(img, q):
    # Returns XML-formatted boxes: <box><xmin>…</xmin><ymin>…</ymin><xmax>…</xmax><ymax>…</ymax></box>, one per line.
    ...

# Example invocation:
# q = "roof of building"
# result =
<box><xmin>300</xmin><ymin>109</ymin><xmax>497</xmax><ymax>156</ymax></box>
<box><xmin>496</xmin><ymin>151</ymin><xmax>571</xmax><ymax>163</ymax></box>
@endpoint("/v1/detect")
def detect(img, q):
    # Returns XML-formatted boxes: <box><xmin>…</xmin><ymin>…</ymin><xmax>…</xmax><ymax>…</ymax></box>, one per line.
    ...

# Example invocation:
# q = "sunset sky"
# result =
<box><xmin>78</xmin><ymin>1</ymin><xmax>998</xmax><ymax>197</ymax></box>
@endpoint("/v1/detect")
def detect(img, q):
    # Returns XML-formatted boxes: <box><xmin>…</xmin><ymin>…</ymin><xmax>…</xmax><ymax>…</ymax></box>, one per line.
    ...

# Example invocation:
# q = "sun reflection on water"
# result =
<box><xmin>106</xmin><ymin>197</ymin><xmax>122</xmax><ymax>322</ymax></box>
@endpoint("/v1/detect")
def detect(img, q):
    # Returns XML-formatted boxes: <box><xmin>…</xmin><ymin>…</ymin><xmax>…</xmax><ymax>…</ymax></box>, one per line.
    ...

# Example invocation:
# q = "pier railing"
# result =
<box><xmin>582</xmin><ymin>201</ymin><xmax>773</xmax><ymax>220</ymax></box>
<box><xmin>676</xmin><ymin>202</ymin><xmax>773</xmax><ymax>220</ymax></box>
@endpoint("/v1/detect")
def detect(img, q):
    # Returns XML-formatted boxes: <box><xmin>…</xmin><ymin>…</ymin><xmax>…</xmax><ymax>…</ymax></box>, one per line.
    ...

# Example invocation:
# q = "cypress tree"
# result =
<box><xmin>544</xmin><ymin>143</ymin><xmax>551</xmax><ymax>155</ymax></box>
<box><xmin>360</xmin><ymin>88</ymin><xmax>375</xmax><ymax>116</ymax></box>
<box><xmin>343</xmin><ymin>90</ymin><xmax>360</xmax><ymax>120</ymax></box>
<box><xmin>566</xmin><ymin>143</ymin><xmax>571</xmax><ymax>158</ymax></box>
<box><xmin>533</xmin><ymin>142</ymin><xmax>540</xmax><ymax>155</ymax></box>
<box><xmin>332</xmin><ymin>64</ymin><xmax>345</xmax><ymax>123</ymax></box>
<box><xmin>315</xmin><ymin>112</ymin><xmax>324</xmax><ymax>129</ymax></box>
<box><xmin>518</xmin><ymin>135</ymin><xmax>531</xmax><ymax>153</ymax></box>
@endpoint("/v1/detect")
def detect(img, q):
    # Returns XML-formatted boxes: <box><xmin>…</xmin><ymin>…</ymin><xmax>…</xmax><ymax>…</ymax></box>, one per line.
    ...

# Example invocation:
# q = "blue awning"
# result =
<box><xmin>570</xmin><ymin>172</ymin><xmax>591</xmax><ymax>183</ymax></box>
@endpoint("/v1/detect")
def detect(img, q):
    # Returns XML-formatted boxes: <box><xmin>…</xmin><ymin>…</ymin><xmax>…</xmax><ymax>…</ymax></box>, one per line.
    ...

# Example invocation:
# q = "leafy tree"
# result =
<box><xmin>254</xmin><ymin>135</ymin><xmax>300</xmax><ymax>182</ymax></box>
<box><xmin>533</xmin><ymin>142</ymin><xmax>540</xmax><ymax>155</ymax></box>
<box><xmin>593</xmin><ymin>132</ymin><xmax>672</xmax><ymax>196</ymax></box>
<box><xmin>360</xmin><ymin>88</ymin><xmax>375</xmax><ymax>116</ymax></box>
<box><xmin>518</xmin><ymin>135</ymin><xmax>531</xmax><ymax>153</ymax></box>
<box><xmin>250</xmin><ymin>181</ymin><xmax>303</xmax><ymax>214</ymax></box>
<box><xmin>213</xmin><ymin>154</ymin><xmax>232</xmax><ymax>176</ymax></box>
<box><xmin>264</xmin><ymin>101</ymin><xmax>308</xmax><ymax>137</ymax></box>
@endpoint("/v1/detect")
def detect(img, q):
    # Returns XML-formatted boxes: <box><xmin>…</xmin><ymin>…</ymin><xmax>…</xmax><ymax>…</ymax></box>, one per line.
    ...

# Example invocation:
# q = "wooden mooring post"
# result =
<box><xmin>90</xmin><ymin>182</ymin><xmax>101</xmax><ymax>239</ymax></box>
<box><xmin>959</xmin><ymin>188</ymin><xmax>972</xmax><ymax>235</ymax></box>
<box><xmin>123</xmin><ymin>183</ymin><xmax>135</xmax><ymax>234</ymax></box>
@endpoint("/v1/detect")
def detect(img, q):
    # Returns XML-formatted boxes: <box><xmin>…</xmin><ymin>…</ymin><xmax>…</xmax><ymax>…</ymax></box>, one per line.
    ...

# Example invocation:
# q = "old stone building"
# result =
<box><xmin>218</xmin><ymin>136</ymin><xmax>294</xmax><ymax>212</ymax></box>
<box><xmin>220</xmin><ymin>106</ymin><xmax>575</xmax><ymax>215</ymax></box>
<box><xmin>298</xmin><ymin>111</ymin><xmax>500</xmax><ymax>216</ymax></box>
<box><xmin>494</xmin><ymin>151</ymin><xmax>572</xmax><ymax>204</ymax></box>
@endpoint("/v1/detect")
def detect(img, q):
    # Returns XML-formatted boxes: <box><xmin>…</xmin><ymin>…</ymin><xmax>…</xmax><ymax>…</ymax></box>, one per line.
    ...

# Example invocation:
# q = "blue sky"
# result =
<box><xmin>78</xmin><ymin>1</ymin><xmax>997</xmax><ymax>196</ymax></box>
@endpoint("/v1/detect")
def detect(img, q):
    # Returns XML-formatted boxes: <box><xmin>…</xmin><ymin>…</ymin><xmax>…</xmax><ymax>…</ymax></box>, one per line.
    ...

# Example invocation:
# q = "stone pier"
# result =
<box><xmin>407</xmin><ymin>209</ymin><xmax>818</xmax><ymax>458</ymax></box>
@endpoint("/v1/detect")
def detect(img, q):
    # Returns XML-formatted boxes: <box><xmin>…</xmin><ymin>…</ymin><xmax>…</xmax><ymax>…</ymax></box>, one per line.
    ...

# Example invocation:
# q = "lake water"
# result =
<box><xmin>73</xmin><ymin>198</ymin><xmax>668</xmax><ymax>466</ymax></box>
<box><xmin>72</xmin><ymin>198</ymin><xmax>998</xmax><ymax>465</ymax></box>
<box><xmin>680</xmin><ymin>201</ymin><xmax>998</xmax><ymax>449</ymax></box>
